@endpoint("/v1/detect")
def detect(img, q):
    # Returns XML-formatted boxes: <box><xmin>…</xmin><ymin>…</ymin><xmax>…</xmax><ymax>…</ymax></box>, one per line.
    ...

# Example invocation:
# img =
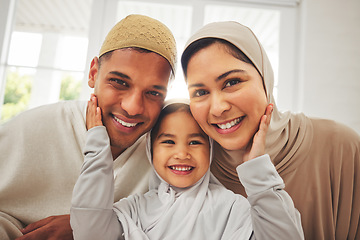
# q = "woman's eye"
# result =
<box><xmin>224</xmin><ymin>79</ymin><xmax>240</xmax><ymax>88</ymax></box>
<box><xmin>193</xmin><ymin>89</ymin><xmax>208</xmax><ymax>97</ymax></box>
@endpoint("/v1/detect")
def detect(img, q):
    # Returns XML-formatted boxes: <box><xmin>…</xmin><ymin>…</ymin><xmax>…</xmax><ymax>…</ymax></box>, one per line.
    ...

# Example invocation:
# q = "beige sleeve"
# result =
<box><xmin>0</xmin><ymin>212</ymin><xmax>23</xmax><ymax>240</ymax></box>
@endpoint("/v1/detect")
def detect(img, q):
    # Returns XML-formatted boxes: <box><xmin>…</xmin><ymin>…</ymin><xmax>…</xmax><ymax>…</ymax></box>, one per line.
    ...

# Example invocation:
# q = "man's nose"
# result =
<box><xmin>121</xmin><ymin>91</ymin><xmax>144</xmax><ymax>116</ymax></box>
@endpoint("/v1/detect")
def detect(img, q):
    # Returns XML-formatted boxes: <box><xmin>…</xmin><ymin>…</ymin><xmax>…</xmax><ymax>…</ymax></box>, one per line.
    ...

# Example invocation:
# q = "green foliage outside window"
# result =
<box><xmin>1</xmin><ymin>69</ymin><xmax>81</xmax><ymax>123</ymax></box>
<box><xmin>59</xmin><ymin>75</ymin><xmax>81</xmax><ymax>101</ymax></box>
<box><xmin>1</xmin><ymin>70</ymin><xmax>32</xmax><ymax>123</ymax></box>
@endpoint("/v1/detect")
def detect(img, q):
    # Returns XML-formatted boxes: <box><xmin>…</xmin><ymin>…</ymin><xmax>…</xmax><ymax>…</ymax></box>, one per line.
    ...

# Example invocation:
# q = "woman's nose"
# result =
<box><xmin>209</xmin><ymin>92</ymin><xmax>231</xmax><ymax>117</ymax></box>
<box><xmin>121</xmin><ymin>91</ymin><xmax>144</xmax><ymax>116</ymax></box>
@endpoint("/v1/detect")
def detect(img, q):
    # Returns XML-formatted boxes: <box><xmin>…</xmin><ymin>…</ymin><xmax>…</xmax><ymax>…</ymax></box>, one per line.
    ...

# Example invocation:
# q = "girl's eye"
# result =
<box><xmin>161</xmin><ymin>140</ymin><xmax>175</xmax><ymax>144</ymax></box>
<box><xmin>224</xmin><ymin>79</ymin><xmax>240</xmax><ymax>88</ymax></box>
<box><xmin>193</xmin><ymin>89</ymin><xmax>208</xmax><ymax>97</ymax></box>
<box><xmin>189</xmin><ymin>140</ymin><xmax>202</xmax><ymax>145</ymax></box>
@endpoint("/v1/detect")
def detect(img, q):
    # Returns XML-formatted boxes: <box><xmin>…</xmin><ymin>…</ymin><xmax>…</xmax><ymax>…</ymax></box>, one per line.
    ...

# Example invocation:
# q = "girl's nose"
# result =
<box><xmin>174</xmin><ymin>147</ymin><xmax>191</xmax><ymax>160</ymax></box>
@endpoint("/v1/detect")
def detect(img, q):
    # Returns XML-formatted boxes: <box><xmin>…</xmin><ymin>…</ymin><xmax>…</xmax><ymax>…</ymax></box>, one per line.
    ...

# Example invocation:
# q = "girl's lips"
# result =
<box><xmin>168</xmin><ymin>165</ymin><xmax>195</xmax><ymax>175</ymax></box>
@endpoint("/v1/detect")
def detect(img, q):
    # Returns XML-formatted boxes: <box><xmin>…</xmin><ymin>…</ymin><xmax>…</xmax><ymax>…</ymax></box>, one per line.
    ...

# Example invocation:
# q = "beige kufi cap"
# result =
<box><xmin>99</xmin><ymin>14</ymin><xmax>177</xmax><ymax>74</ymax></box>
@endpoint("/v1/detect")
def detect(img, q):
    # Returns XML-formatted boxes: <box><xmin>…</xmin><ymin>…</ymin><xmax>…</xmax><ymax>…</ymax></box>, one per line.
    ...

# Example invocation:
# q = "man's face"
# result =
<box><xmin>88</xmin><ymin>49</ymin><xmax>171</xmax><ymax>158</ymax></box>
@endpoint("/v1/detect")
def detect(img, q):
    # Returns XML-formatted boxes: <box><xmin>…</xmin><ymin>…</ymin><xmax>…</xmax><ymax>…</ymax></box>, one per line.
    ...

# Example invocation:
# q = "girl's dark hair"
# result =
<box><xmin>150</xmin><ymin>103</ymin><xmax>191</xmax><ymax>146</ymax></box>
<box><xmin>181</xmin><ymin>38</ymin><xmax>254</xmax><ymax>79</ymax></box>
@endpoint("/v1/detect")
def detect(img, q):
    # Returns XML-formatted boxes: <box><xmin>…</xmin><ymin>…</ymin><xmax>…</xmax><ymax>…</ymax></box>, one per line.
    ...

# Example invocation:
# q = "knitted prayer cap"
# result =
<box><xmin>99</xmin><ymin>14</ymin><xmax>177</xmax><ymax>74</ymax></box>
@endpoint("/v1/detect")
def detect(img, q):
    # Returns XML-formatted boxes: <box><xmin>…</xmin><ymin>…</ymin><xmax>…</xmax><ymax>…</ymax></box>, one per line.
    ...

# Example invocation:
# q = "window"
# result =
<box><xmin>0</xmin><ymin>0</ymin><xmax>298</xmax><ymax>122</ymax></box>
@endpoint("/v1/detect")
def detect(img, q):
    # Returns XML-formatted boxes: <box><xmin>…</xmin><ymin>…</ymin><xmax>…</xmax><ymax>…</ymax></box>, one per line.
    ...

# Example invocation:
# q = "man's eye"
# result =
<box><xmin>148</xmin><ymin>91</ymin><xmax>161</xmax><ymax>97</ymax></box>
<box><xmin>193</xmin><ymin>89</ymin><xmax>208</xmax><ymax>97</ymax></box>
<box><xmin>224</xmin><ymin>79</ymin><xmax>240</xmax><ymax>88</ymax></box>
<box><xmin>161</xmin><ymin>140</ymin><xmax>175</xmax><ymax>144</ymax></box>
<box><xmin>110</xmin><ymin>78</ymin><xmax>128</xmax><ymax>87</ymax></box>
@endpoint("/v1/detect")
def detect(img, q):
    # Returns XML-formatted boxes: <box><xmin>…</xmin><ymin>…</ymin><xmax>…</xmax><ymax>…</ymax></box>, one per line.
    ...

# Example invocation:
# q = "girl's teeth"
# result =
<box><xmin>217</xmin><ymin>118</ymin><xmax>241</xmax><ymax>130</ymax></box>
<box><xmin>170</xmin><ymin>166</ymin><xmax>193</xmax><ymax>171</ymax></box>
<box><xmin>114</xmin><ymin>116</ymin><xmax>137</xmax><ymax>127</ymax></box>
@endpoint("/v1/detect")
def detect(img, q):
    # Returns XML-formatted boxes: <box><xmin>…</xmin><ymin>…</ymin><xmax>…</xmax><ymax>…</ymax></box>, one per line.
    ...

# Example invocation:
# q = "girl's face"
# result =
<box><xmin>186</xmin><ymin>43</ymin><xmax>268</xmax><ymax>150</ymax></box>
<box><xmin>152</xmin><ymin>111</ymin><xmax>210</xmax><ymax>188</ymax></box>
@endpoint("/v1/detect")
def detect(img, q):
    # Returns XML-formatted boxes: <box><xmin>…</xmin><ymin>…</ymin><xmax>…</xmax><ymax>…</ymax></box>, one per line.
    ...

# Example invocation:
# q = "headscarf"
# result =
<box><xmin>113</xmin><ymin>99</ymin><xmax>252</xmax><ymax>239</ymax></box>
<box><xmin>182</xmin><ymin>21</ymin><xmax>312</xmax><ymax>174</ymax></box>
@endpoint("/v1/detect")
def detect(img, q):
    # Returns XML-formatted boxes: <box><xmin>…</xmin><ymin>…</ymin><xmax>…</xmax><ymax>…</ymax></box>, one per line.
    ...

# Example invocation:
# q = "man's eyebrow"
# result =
<box><xmin>153</xmin><ymin>85</ymin><xmax>167</xmax><ymax>92</ymax></box>
<box><xmin>109</xmin><ymin>71</ymin><xmax>131</xmax><ymax>80</ymax></box>
<box><xmin>216</xmin><ymin>69</ymin><xmax>245</xmax><ymax>82</ymax></box>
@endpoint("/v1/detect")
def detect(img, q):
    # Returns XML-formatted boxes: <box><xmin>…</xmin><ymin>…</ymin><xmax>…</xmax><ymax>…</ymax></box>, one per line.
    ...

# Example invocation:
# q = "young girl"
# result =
<box><xmin>70</xmin><ymin>96</ymin><xmax>304</xmax><ymax>240</ymax></box>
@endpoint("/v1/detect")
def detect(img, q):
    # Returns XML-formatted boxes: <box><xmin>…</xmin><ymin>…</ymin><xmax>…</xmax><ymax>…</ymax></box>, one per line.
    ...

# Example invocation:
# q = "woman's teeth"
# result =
<box><xmin>217</xmin><ymin>117</ymin><xmax>241</xmax><ymax>130</ymax></box>
<box><xmin>114</xmin><ymin>116</ymin><xmax>137</xmax><ymax>127</ymax></box>
<box><xmin>169</xmin><ymin>166</ymin><xmax>193</xmax><ymax>171</ymax></box>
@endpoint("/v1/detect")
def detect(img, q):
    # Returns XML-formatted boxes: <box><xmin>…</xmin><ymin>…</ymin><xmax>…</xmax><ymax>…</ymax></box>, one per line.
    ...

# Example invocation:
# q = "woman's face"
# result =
<box><xmin>186</xmin><ymin>43</ymin><xmax>268</xmax><ymax>150</ymax></box>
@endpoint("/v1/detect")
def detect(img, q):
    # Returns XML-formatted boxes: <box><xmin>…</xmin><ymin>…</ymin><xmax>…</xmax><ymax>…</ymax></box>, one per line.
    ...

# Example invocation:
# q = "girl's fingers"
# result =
<box><xmin>86</xmin><ymin>94</ymin><xmax>103</xmax><ymax>129</ymax></box>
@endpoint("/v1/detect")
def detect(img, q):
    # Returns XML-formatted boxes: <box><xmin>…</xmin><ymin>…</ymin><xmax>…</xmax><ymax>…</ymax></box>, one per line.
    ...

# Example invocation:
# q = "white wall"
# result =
<box><xmin>298</xmin><ymin>0</ymin><xmax>360</xmax><ymax>134</ymax></box>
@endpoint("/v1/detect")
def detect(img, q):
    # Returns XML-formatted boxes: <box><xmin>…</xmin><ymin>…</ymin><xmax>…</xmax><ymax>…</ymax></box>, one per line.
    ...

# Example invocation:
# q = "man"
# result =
<box><xmin>0</xmin><ymin>14</ymin><xmax>176</xmax><ymax>239</ymax></box>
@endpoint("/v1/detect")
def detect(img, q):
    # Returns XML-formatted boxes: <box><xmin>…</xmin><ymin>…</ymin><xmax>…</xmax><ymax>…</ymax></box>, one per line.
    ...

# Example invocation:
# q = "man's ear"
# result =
<box><xmin>88</xmin><ymin>57</ymin><xmax>99</xmax><ymax>88</ymax></box>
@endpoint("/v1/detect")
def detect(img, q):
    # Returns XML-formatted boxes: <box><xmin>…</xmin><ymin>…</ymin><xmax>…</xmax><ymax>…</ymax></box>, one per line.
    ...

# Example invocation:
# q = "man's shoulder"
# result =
<box><xmin>1</xmin><ymin>100</ymin><xmax>87</xmax><ymax>133</ymax></box>
<box><xmin>7</xmin><ymin>100</ymin><xmax>85</xmax><ymax>122</ymax></box>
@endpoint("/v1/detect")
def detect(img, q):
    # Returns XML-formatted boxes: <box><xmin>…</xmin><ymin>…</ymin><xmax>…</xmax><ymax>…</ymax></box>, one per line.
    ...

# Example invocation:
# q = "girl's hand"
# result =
<box><xmin>86</xmin><ymin>94</ymin><xmax>103</xmax><ymax>130</ymax></box>
<box><xmin>243</xmin><ymin>103</ymin><xmax>273</xmax><ymax>162</ymax></box>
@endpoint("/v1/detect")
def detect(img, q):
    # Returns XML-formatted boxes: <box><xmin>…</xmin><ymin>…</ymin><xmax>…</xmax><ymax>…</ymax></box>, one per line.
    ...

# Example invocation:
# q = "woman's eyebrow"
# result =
<box><xmin>188</xmin><ymin>83</ymin><xmax>205</xmax><ymax>89</ymax></box>
<box><xmin>216</xmin><ymin>69</ymin><xmax>245</xmax><ymax>82</ymax></box>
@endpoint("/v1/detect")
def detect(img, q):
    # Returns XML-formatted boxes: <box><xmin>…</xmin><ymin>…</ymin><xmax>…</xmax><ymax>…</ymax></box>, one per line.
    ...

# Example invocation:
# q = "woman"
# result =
<box><xmin>181</xmin><ymin>21</ymin><xmax>360</xmax><ymax>240</ymax></box>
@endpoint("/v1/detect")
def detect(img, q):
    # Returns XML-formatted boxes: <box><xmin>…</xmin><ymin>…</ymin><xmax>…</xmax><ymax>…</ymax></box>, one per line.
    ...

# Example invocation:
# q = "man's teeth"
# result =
<box><xmin>170</xmin><ymin>166</ymin><xmax>193</xmax><ymax>171</ymax></box>
<box><xmin>114</xmin><ymin>116</ymin><xmax>137</xmax><ymax>127</ymax></box>
<box><xmin>217</xmin><ymin>118</ymin><xmax>241</xmax><ymax>130</ymax></box>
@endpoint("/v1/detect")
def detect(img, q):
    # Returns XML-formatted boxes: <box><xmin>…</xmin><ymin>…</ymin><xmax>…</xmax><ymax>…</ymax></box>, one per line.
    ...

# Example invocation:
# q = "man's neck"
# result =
<box><xmin>111</xmin><ymin>146</ymin><xmax>125</xmax><ymax>160</ymax></box>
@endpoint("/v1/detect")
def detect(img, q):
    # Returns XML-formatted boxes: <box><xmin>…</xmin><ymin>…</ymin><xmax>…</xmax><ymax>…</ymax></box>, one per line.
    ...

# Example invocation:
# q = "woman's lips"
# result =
<box><xmin>212</xmin><ymin>116</ymin><xmax>244</xmax><ymax>134</ymax></box>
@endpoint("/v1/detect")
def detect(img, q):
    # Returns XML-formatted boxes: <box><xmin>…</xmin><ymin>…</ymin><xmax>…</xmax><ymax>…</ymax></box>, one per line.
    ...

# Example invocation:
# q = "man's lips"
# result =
<box><xmin>112</xmin><ymin>114</ymin><xmax>142</xmax><ymax>128</ymax></box>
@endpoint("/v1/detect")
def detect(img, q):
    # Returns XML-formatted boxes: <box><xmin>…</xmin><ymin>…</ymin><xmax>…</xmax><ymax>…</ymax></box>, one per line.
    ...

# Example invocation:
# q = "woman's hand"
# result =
<box><xmin>86</xmin><ymin>94</ymin><xmax>103</xmax><ymax>130</ymax></box>
<box><xmin>243</xmin><ymin>104</ymin><xmax>273</xmax><ymax>162</ymax></box>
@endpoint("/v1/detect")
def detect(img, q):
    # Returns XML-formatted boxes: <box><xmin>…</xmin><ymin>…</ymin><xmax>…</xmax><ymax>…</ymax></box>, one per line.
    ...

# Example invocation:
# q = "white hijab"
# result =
<box><xmin>113</xmin><ymin>99</ymin><xmax>252</xmax><ymax>239</ymax></box>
